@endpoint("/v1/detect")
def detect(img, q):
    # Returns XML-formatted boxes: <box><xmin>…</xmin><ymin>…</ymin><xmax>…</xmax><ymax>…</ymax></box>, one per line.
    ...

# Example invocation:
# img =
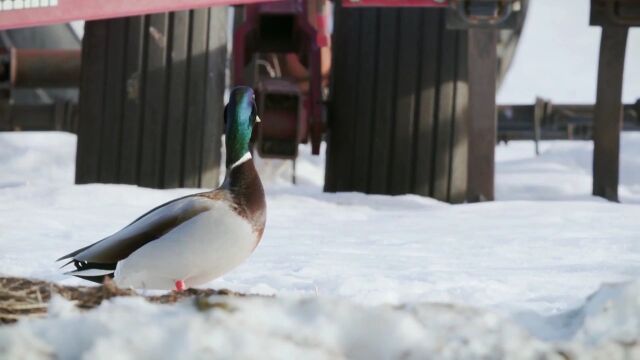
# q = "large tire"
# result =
<box><xmin>75</xmin><ymin>8</ymin><xmax>227</xmax><ymax>189</ymax></box>
<box><xmin>325</xmin><ymin>4</ymin><xmax>527</xmax><ymax>203</ymax></box>
<box><xmin>325</xmin><ymin>6</ymin><xmax>469</xmax><ymax>203</ymax></box>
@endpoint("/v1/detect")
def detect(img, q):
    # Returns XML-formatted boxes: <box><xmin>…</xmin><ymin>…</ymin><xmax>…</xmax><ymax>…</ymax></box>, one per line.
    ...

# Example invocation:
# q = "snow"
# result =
<box><xmin>496</xmin><ymin>134</ymin><xmax>640</xmax><ymax>203</ymax></box>
<box><xmin>2</xmin><ymin>132</ymin><xmax>640</xmax><ymax>357</ymax></box>
<box><xmin>4</xmin><ymin>284</ymin><xmax>640</xmax><ymax>359</ymax></box>
<box><xmin>0</xmin><ymin>295</ymin><xmax>557</xmax><ymax>360</ymax></box>
<box><xmin>497</xmin><ymin>0</ymin><xmax>640</xmax><ymax>104</ymax></box>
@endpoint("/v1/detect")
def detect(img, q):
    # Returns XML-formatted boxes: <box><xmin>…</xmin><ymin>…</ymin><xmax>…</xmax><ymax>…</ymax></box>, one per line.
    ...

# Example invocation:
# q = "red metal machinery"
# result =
<box><xmin>0</xmin><ymin>0</ymin><xmax>273</xmax><ymax>30</ymax></box>
<box><xmin>232</xmin><ymin>0</ymin><xmax>327</xmax><ymax>159</ymax></box>
<box><xmin>341</xmin><ymin>0</ymin><xmax>448</xmax><ymax>7</ymax></box>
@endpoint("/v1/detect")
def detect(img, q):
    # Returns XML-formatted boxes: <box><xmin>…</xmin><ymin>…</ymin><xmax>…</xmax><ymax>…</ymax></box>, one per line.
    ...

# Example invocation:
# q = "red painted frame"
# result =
<box><xmin>0</xmin><ymin>0</ymin><xmax>275</xmax><ymax>30</ymax></box>
<box><xmin>342</xmin><ymin>0</ymin><xmax>449</xmax><ymax>7</ymax></box>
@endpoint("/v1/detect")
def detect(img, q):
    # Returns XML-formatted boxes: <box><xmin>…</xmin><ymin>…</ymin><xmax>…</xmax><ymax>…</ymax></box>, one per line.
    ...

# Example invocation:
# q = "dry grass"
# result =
<box><xmin>0</xmin><ymin>277</ymin><xmax>243</xmax><ymax>325</ymax></box>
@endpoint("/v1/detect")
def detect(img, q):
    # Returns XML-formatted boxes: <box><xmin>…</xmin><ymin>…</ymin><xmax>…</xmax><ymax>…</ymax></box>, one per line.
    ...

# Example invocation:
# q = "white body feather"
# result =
<box><xmin>112</xmin><ymin>199</ymin><xmax>256</xmax><ymax>290</ymax></box>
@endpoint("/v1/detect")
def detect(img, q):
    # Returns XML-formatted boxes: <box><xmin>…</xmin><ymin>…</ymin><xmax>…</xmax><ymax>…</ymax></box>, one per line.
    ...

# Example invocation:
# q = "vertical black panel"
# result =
<box><xmin>76</xmin><ymin>21</ymin><xmax>107</xmax><ymax>184</ymax></box>
<box><xmin>592</xmin><ymin>26</ymin><xmax>628</xmax><ymax>202</ymax></box>
<box><xmin>325</xmin><ymin>4</ymin><xmax>361</xmax><ymax>192</ymax></box>
<box><xmin>449</xmin><ymin>30</ymin><xmax>469</xmax><ymax>204</ymax></box>
<box><xmin>338</xmin><ymin>9</ymin><xmax>361</xmax><ymax>191</ymax></box>
<box><xmin>201</xmin><ymin>7</ymin><xmax>227</xmax><ymax>188</ymax></box>
<box><xmin>119</xmin><ymin>16</ymin><xmax>145</xmax><ymax>184</ymax></box>
<box><xmin>182</xmin><ymin>10</ymin><xmax>209</xmax><ymax>188</ymax></box>
<box><xmin>368</xmin><ymin>9</ymin><xmax>398</xmax><ymax>194</ymax></box>
<box><xmin>432</xmin><ymin>23</ymin><xmax>457</xmax><ymax>201</ymax></box>
<box><xmin>351</xmin><ymin>9</ymin><xmax>377</xmax><ymax>193</ymax></box>
<box><xmin>390</xmin><ymin>9</ymin><xmax>421</xmax><ymax>194</ymax></box>
<box><xmin>466</xmin><ymin>29</ymin><xmax>497</xmax><ymax>202</ymax></box>
<box><xmin>324</xmin><ymin>3</ymin><xmax>346</xmax><ymax>192</ymax></box>
<box><xmin>412</xmin><ymin>10</ymin><xmax>440</xmax><ymax>196</ymax></box>
<box><xmin>76</xmin><ymin>9</ymin><xmax>225</xmax><ymax>190</ymax></box>
<box><xmin>139</xmin><ymin>14</ymin><xmax>169</xmax><ymax>188</ymax></box>
<box><xmin>327</xmin><ymin>7</ymin><xmax>472</xmax><ymax>202</ymax></box>
<box><xmin>163</xmin><ymin>11</ymin><xmax>189</xmax><ymax>188</ymax></box>
<box><xmin>99</xmin><ymin>19</ymin><xmax>126</xmax><ymax>183</ymax></box>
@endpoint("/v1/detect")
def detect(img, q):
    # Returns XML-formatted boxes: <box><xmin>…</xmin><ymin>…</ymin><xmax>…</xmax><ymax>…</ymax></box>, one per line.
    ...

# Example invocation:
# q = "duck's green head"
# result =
<box><xmin>224</xmin><ymin>86</ymin><xmax>260</xmax><ymax>168</ymax></box>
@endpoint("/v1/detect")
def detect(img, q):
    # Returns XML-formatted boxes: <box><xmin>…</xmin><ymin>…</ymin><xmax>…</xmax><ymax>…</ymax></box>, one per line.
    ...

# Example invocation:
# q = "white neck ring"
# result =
<box><xmin>230</xmin><ymin>152</ymin><xmax>252</xmax><ymax>169</ymax></box>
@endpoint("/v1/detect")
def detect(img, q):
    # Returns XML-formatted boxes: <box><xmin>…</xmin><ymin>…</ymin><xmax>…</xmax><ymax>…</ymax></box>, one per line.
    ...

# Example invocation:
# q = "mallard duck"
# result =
<box><xmin>58</xmin><ymin>86</ymin><xmax>266</xmax><ymax>291</ymax></box>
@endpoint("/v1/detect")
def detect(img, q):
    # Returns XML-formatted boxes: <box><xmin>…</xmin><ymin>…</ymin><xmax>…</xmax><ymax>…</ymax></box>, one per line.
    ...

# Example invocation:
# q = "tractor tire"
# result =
<box><xmin>325</xmin><ymin>3</ymin><xmax>526</xmax><ymax>203</ymax></box>
<box><xmin>75</xmin><ymin>7</ymin><xmax>227</xmax><ymax>189</ymax></box>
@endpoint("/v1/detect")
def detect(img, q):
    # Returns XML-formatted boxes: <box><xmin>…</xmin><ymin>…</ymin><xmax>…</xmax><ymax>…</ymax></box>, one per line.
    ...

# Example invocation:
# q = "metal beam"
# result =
<box><xmin>466</xmin><ymin>28</ymin><xmax>497</xmax><ymax>202</ymax></box>
<box><xmin>0</xmin><ymin>0</ymin><xmax>273</xmax><ymax>30</ymax></box>
<box><xmin>341</xmin><ymin>0</ymin><xmax>448</xmax><ymax>8</ymax></box>
<box><xmin>9</xmin><ymin>48</ymin><xmax>80</xmax><ymax>88</ymax></box>
<box><xmin>592</xmin><ymin>25</ymin><xmax>628</xmax><ymax>201</ymax></box>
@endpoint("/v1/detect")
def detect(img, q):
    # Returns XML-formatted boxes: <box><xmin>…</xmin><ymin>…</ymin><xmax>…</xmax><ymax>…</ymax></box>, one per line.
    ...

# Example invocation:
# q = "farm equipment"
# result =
<box><xmin>232</xmin><ymin>0</ymin><xmax>328</xmax><ymax>161</ymax></box>
<box><xmin>0</xmin><ymin>0</ymin><xmax>637</xmax><ymax>203</ymax></box>
<box><xmin>0</xmin><ymin>0</ymin><xmax>529</xmax><ymax>199</ymax></box>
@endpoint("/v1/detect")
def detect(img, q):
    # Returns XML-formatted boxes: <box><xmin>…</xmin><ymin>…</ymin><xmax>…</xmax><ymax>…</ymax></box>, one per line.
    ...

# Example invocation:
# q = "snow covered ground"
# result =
<box><xmin>2</xmin><ymin>132</ymin><xmax>640</xmax><ymax>358</ymax></box>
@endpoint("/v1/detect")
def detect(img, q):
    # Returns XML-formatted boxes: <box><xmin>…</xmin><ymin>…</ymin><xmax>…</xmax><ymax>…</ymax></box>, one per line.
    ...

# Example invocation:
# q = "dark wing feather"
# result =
<box><xmin>57</xmin><ymin>191</ymin><xmax>226</xmax><ymax>266</ymax></box>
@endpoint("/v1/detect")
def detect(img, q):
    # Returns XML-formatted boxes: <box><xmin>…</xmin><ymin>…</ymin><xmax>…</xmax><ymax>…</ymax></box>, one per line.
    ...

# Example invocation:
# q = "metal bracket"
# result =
<box><xmin>447</xmin><ymin>0</ymin><xmax>524</xmax><ymax>29</ymax></box>
<box><xmin>591</xmin><ymin>0</ymin><xmax>640</xmax><ymax>27</ymax></box>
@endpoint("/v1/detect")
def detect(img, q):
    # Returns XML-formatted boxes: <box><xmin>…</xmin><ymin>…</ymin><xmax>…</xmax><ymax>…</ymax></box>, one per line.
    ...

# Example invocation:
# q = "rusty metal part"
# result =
<box><xmin>9</xmin><ymin>48</ymin><xmax>81</xmax><ymax>88</ymax></box>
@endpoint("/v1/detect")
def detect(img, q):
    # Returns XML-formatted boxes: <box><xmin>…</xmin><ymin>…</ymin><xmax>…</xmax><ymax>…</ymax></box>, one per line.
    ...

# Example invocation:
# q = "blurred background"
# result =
<box><xmin>0</xmin><ymin>0</ymin><xmax>640</xmax><ymax>203</ymax></box>
<box><xmin>0</xmin><ymin>0</ymin><xmax>638</xmax><ymax>204</ymax></box>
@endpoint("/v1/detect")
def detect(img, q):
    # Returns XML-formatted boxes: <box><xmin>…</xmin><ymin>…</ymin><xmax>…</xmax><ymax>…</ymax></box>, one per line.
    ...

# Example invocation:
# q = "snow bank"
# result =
<box><xmin>496</xmin><ymin>132</ymin><xmax>640</xmax><ymax>202</ymax></box>
<box><xmin>4</xmin><ymin>281</ymin><xmax>640</xmax><ymax>359</ymax></box>
<box><xmin>0</xmin><ymin>295</ymin><xmax>558</xmax><ymax>360</ymax></box>
<box><xmin>0</xmin><ymin>132</ymin><xmax>75</xmax><ymax>189</ymax></box>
